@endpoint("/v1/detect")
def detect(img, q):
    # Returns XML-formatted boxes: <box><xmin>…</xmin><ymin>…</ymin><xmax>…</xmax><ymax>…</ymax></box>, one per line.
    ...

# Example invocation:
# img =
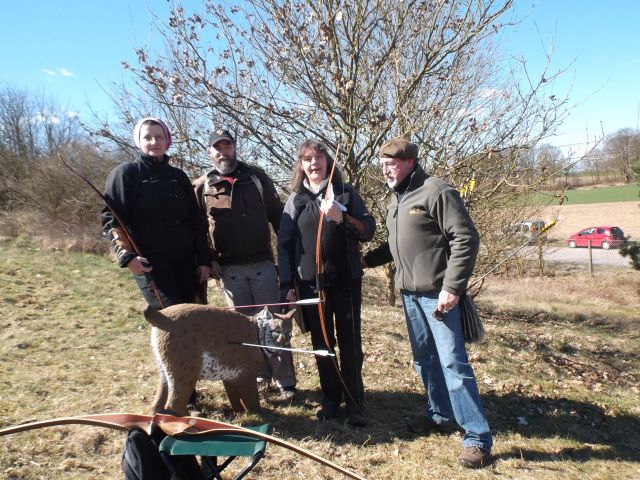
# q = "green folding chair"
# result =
<box><xmin>159</xmin><ymin>424</ymin><xmax>270</xmax><ymax>480</ymax></box>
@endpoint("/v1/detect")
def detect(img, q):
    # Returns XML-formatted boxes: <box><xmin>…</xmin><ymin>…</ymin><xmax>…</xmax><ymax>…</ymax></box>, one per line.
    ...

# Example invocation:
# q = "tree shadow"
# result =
<box><xmin>241</xmin><ymin>388</ymin><xmax>640</xmax><ymax>464</ymax></box>
<box><xmin>485</xmin><ymin>391</ymin><xmax>640</xmax><ymax>463</ymax></box>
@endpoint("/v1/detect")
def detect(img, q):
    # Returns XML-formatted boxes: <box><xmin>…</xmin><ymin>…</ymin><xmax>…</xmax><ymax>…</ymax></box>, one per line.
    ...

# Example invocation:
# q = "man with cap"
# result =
<box><xmin>363</xmin><ymin>137</ymin><xmax>492</xmax><ymax>468</ymax></box>
<box><xmin>193</xmin><ymin>129</ymin><xmax>297</xmax><ymax>400</ymax></box>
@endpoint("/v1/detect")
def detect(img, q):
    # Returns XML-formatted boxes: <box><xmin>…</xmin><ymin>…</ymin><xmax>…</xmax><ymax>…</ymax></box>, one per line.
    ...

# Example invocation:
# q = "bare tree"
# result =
<box><xmin>90</xmin><ymin>0</ymin><xmax>575</xmax><ymax>294</ymax></box>
<box><xmin>0</xmin><ymin>84</ymin><xmax>113</xmax><ymax>250</ymax></box>
<box><xmin>0</xmin><ymin>84</ymin><xmax>82</xmax><ymax>208</ymax></box>
<box><xmin>603</xmin><ymin>128</ymin><xmax>640</xmax><ymax>183</ymax></box>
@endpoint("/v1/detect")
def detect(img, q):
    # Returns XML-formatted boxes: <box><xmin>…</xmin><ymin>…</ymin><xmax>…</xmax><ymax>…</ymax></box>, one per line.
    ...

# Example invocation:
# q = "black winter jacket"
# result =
<box><xmin>278</xmin><ymin>180</ymin><xmax>375</xmax><ymax>289</ymax></box>
<box><xmin>101</xmin><ymin>154</ymin><xmax>211</xmax><ymax>267</ymax></box>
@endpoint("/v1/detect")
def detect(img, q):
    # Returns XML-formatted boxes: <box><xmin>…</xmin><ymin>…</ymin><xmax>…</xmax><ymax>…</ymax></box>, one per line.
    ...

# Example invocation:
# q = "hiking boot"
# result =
<box><xmin>347</xmin><ymin>408</ymin><xmax>369</xmax><ymax>427</ymax></box>
<box><xmin>279</xmin><ymin>386</ymin><xmax>297</xmax><ymax>401</ymax></box>
<box><xmin>316</xmin><ymin>400</ymin><xmax>340</xmax><ymax>420</ymax></box>
<box><xmin>458</xmin><ymin>446</ymin><xmax>492</xmax><ymax>469</ymax></box>
<box><xmin>406</xmin><ymin>417</ymin><xmax>460</xmax><ymax>435</ymax></box>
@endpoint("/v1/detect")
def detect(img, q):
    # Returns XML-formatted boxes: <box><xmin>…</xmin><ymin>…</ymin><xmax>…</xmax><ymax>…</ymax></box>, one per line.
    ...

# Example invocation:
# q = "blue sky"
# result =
<box><xmin>1</xmin><ymin>1</ymin><xmax>639</xmax><ymax>154</ymax></box>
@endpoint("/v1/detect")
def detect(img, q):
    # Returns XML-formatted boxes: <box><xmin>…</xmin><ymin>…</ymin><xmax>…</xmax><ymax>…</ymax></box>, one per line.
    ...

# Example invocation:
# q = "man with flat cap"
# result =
<box><xmin>193</xmin><ymin>129</ymin><xmax>297</xmax><ymax>400</ymax></box>
<box><xmin>363</xmin><ymin>137</ymin><xmax>492</xmax><ymax>468</ymax></box>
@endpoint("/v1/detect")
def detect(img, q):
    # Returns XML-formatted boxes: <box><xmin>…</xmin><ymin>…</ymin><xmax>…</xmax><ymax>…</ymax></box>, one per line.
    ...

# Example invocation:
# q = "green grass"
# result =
<box><xmin>530</xmin><ymin>184</ymin><xmax>640</xmax><ymax>205</ymax></box>
<box><xmin>1</xmin><ymin>239</ymin><xmax>639</xmax><ymax>479</ymax></box>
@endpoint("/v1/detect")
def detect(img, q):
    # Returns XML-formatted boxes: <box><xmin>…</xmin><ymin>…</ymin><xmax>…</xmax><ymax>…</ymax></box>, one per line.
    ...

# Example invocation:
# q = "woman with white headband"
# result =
<box><xmin>101</xmin><ymin>117</ymin><xmax>211</xmax><ymax>309</ymax></box>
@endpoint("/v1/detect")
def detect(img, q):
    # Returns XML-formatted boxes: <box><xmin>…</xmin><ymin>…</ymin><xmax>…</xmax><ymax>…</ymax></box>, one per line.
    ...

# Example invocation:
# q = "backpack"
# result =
<box><xmin>122</xmin><ymin>428</ymin><xmax>205</xmax><ymax>480</ymax></box>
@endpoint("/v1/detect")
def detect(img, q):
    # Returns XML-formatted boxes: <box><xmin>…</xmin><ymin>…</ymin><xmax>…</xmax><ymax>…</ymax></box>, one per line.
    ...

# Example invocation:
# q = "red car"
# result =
<box><xmin>566</xmin><ymin>226</ymin><xmax>625</xmax><ymax>249</ymax></box>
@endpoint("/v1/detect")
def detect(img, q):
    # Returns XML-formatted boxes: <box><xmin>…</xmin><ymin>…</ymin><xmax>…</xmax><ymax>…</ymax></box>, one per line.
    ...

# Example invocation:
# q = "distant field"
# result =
<box><xmin>540</xmin><ymin>201</ymin><xmax>640</xmax><ymax>241</ymax></box>
<box><xmin>531</xmin><ymin>184</ymin><xmax>639</xmax><ymax>205</ymax></box>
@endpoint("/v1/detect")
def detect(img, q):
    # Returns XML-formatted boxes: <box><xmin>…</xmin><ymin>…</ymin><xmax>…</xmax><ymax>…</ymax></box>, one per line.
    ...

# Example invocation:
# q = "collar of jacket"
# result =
<box><xmin>393</xmin><ymin>163</ymin><xmax>427</xmax><ymax>196</ymax></box>
<box><xmin>139</xmin><ymin>153</ymin><xmax>170</xmax><ymax>167</ymax></box>
<box><xmin>302</xmin><ymin>178</ymin><xmax>330</xmax><ymax>197</ymax></box>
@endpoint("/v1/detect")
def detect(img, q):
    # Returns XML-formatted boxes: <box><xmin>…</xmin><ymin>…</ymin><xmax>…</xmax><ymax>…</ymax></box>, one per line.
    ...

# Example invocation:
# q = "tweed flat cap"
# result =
<box><xmin>379</xmin><ymin>137</ymin><xmax>418</xmax><ymax>159</ymax></box>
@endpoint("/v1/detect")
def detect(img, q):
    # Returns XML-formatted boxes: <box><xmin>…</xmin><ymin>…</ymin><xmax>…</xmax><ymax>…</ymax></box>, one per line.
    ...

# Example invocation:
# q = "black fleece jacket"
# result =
<box><xmin>278</xmin><ymin>180</ymin><xmax>375</xmax><ymax>289</ymax></box>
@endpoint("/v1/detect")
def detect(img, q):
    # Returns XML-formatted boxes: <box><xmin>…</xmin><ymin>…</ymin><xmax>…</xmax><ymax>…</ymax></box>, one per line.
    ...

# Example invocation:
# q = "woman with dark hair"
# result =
<box><xmin>277</xmin><ymin>138</ymin><xmax>375</xmax><ymax>426</ymax></box>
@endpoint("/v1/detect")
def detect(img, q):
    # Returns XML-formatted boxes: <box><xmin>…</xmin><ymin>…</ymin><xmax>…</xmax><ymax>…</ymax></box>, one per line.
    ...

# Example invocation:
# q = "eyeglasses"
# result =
<box><xmin>378</xmin><ymin>158</ymin><xmax>404</xmax><ymax>170</ymax></box>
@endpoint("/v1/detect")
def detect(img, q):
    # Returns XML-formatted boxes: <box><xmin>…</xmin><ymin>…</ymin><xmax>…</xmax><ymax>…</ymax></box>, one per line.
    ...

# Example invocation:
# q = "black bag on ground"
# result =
<box><xmin>122</xmin><ymin>427</ymin><xmax>205</xmax><ymax>480</ymax></box>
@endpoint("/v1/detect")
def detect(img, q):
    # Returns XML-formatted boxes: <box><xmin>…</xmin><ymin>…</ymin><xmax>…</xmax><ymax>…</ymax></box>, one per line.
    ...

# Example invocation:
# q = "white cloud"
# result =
<box><xmin>41</xmin><ymin>68</ymin><xmax>75</xmax><ymax>78</ymax></box>
<box><xmin>33</xmin><ymin>112</ymin><xmax>61</xmax><ymax>124</ymax></box>
<box><xmin>66</xmin><ymin>110</ymin><xmax>80</xmax><ymax>119</ymax></box>
<box><xmin>58</xmin><ymin>68</ymin><xmax>75</xmax><ymax>77</ymax></box>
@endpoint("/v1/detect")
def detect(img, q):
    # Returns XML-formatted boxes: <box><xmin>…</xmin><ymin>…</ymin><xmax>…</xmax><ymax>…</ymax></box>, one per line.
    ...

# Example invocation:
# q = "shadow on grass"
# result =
<box><xmin>486</xmin><ymin>392</ymin><xmax>640</xmax><ymax>463</ymax></box>
<box><xmin>249</xmin><ymin>388</ymin><xmax>640</xmax><ymax>464</ymax></box>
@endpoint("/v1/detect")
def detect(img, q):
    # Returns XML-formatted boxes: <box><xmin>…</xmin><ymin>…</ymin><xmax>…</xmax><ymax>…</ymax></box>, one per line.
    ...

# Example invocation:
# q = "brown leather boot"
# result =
<box><xmin>458</xmin><ymin>446</ymin><xmax>492</xmax><ymax>468</ymax></box>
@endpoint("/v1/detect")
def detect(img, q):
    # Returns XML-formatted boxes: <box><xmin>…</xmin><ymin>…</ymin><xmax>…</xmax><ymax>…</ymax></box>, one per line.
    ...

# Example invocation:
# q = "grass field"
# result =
<box><xmin>1</xmin><ymin>240</ymin><xmax>639</xmax><ymax>479</ymax></box>
<box><xmin>532</xmin><ymin>184</ymin><xmax>639</xmax><ymax>205</ymax></box>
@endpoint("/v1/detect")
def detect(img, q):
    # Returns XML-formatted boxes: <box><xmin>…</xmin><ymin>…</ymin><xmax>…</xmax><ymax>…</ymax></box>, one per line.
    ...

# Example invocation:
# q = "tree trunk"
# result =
<box><xmin>384</xmin><ymin>263</ymin><xmax>396</xmax><ymax>306</ymax></box>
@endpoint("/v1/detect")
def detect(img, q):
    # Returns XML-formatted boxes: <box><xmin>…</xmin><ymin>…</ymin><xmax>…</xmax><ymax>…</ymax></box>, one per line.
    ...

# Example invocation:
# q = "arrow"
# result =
<box><xmin>229</xmin><ymin>341</ymin><xmax>336</xmax><ymax>357</ymax></box>
<box><xmin>228</xmin><ymin>298</ymin><xmax>322</xmax><ymax>310</ymax></box>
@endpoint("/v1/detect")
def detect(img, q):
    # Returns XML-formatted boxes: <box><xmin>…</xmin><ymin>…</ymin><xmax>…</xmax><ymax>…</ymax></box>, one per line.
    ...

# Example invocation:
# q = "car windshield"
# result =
<box><xmin>612</xmin><ymin>227</ymin><xmax>624</xmax><ymax>235</ymax></box>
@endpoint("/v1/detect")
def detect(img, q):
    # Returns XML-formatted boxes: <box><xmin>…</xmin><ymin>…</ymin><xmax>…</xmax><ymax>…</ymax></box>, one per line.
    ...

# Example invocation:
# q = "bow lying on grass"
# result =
<box><xmin>0</xmin><ymin>412</ymin><xmax>366</xmax><ymax>480</ymax></box>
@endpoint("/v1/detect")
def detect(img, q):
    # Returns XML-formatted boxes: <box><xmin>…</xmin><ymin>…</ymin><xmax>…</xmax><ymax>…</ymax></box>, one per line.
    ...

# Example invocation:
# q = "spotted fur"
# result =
<box><xmin>144</xmin><ymin>304</ymin><xmax>294</xmax><ymax>416</ymax></box>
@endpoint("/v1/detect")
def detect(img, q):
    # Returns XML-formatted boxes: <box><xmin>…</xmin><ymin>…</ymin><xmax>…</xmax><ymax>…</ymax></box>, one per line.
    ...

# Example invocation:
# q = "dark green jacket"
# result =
<box><xmin>365</xmin><ymin>165</ymin><xmax>479</xmax><ymax>295</ymax></box>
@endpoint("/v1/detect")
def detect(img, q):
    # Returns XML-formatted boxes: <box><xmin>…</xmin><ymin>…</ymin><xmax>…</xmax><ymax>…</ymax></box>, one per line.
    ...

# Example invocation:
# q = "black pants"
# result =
<box><xmin>298</xmin><ymin>276</ymin><xmax>365</xmax><ymax>410</ymax></box>
<box><xmin>134</xmin><ymin>256</ymin><xmax>198</xmax><ymax>308</ymax></box>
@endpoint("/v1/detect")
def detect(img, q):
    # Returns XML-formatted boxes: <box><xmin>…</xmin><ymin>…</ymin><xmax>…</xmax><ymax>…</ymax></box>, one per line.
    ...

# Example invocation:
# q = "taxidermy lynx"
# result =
<box><xmin>143</xmin><ymin>304</ymin><xmax>294</xmax><ymax>416</ymax></box>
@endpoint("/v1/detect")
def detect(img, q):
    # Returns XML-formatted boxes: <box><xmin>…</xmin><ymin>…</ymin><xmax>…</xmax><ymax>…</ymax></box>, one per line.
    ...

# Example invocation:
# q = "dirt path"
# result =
<box><xmin>543</xmin><ymin>246</ymin><xmax>631</xmax><ymax>266</ymax></box>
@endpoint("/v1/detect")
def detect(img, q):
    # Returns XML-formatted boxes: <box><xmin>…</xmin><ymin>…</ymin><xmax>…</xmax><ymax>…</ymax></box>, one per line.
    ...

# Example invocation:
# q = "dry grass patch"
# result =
<box><xmin>542</xmin><ymin>201</ymin><xmax>640</xmax><ymax>241</ymax></box>
<box><xmin>477</xmin><ymin>263</ymin><xmax>640</xmax><ymax>332</ymax></box>
<box><xmin>1</xmin><ymin>241</ymin><xmax>639</xmax><ymax>479</ymax></box>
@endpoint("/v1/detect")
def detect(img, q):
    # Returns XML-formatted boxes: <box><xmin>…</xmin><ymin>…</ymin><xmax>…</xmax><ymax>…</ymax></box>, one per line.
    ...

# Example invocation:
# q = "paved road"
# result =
<box><xmin>542</xmin><ymin>246</ymin><xmax>630</xmax><ymax>266</ymax></box>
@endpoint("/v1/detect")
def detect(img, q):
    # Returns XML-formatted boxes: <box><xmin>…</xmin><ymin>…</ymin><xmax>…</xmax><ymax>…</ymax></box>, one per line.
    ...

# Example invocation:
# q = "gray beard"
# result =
<box><xmin>214</xmin><ymin>157</ymin><xmax>237</xmax><ymax>175</ymax></box>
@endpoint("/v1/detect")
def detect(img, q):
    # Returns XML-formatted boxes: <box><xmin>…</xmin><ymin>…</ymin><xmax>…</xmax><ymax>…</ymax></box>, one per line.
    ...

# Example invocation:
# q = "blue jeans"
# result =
<box><xmin>401</xmin><ymin>291</ymin><xmax>492</xmax><ymax>451</ymax></box>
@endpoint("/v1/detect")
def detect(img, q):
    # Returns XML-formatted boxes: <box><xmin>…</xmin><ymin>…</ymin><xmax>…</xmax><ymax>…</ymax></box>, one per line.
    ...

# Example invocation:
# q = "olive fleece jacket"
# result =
<box><xmin>364</xmin><ymin>165</ymin><xmax>479</xmax><ymax>295</ymax></box>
